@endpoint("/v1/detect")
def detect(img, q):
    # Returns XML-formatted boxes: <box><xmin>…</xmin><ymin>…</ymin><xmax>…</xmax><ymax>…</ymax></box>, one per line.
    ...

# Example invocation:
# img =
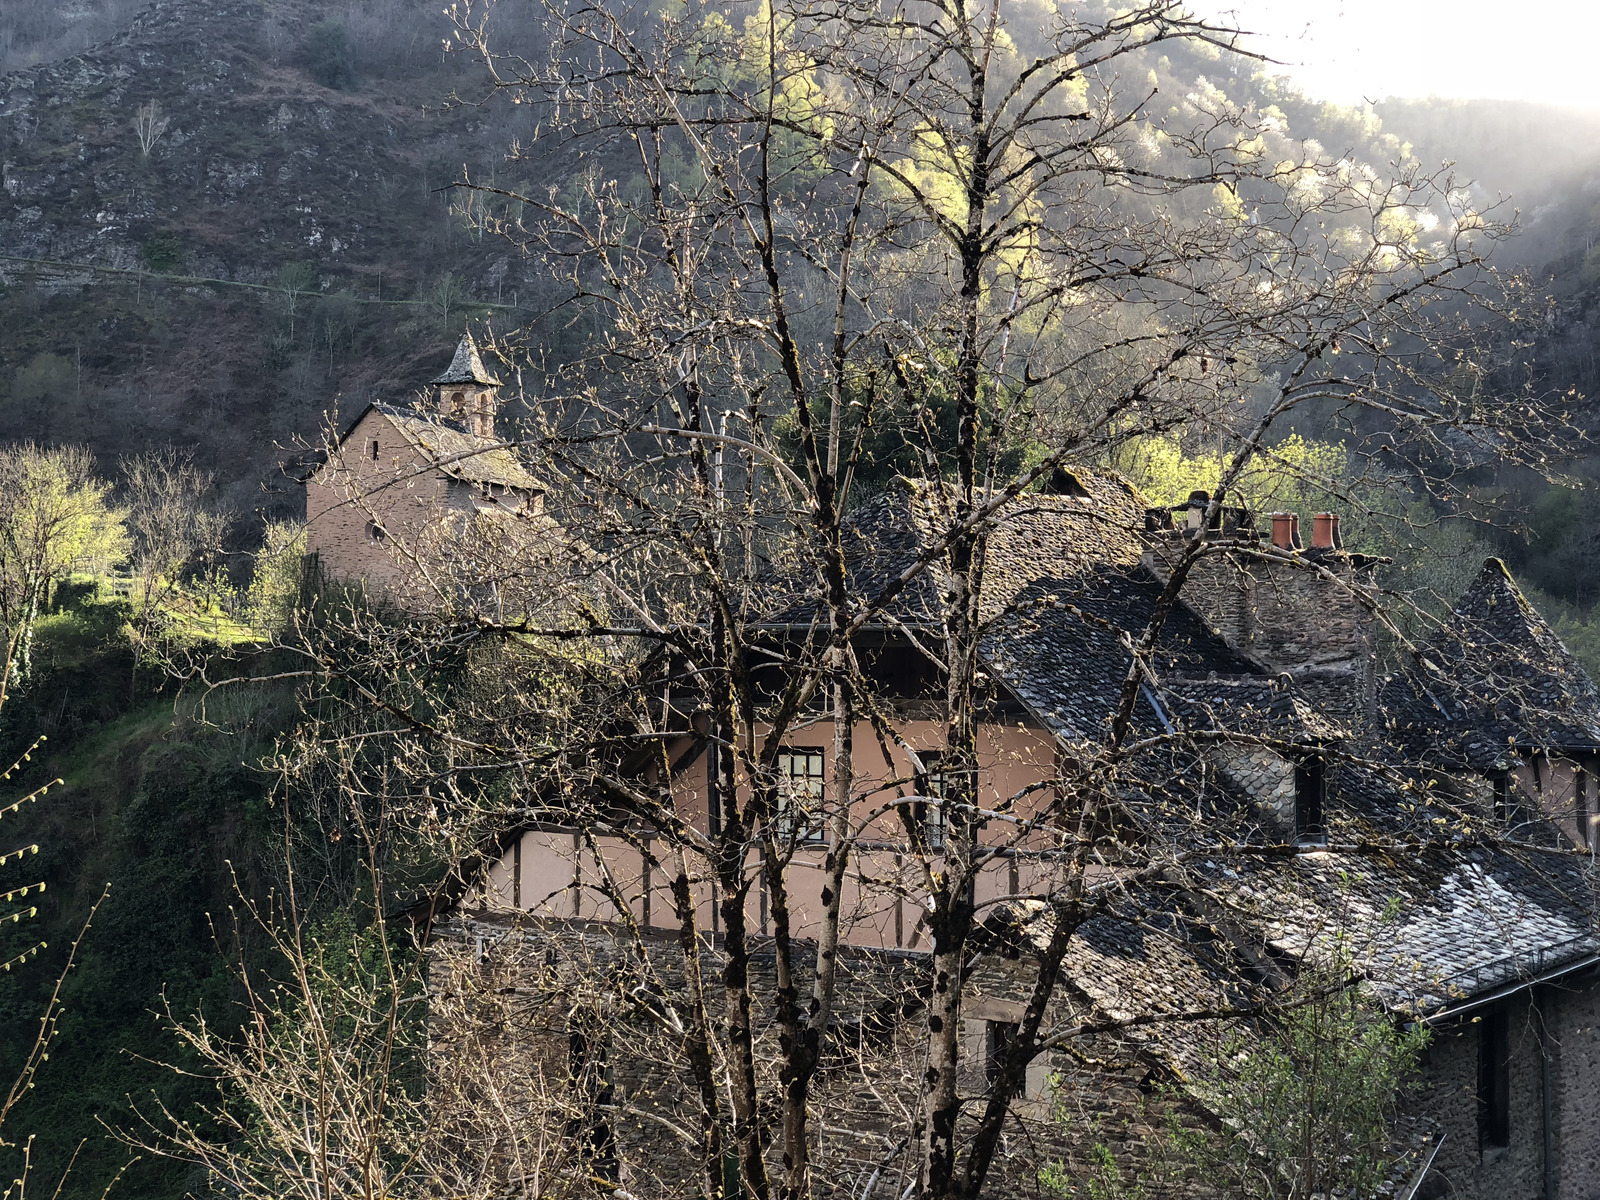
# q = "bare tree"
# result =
<box><xmin>119</xmin><ymin>784</ymin><xmax>594</xmax><ymax>1200</ymax></box>
<box><xmin>122</xmin><ymin>448</ymin><xmax>227</xmax><ymax>685</ymax></box>
<box><xmin>154</xmin><ymin>1</ymin><xmax>1573</xmax><ymax>1198</ymax></box>
<box><xmin>132</xmin><ymin>99</ymin><xmax>170</xmax><ymax>158</ymax></box>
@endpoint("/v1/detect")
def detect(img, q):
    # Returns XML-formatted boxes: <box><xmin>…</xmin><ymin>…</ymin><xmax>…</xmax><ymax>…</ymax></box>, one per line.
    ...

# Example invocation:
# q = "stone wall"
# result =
<box><xmin>432</xmin><ymin>911</ymin><xmax>1188</xmax><ymax>1200</ymax></box>
<box><xmin>1405</xmin><ymin>980</ymin><xmax>1600</xmax><ymax>1200</ymax></box>
<box><xmin>433</xmin><ymin>908</ymin><xmax>1600</xmax><ymax>1200</ymax></box>
<box><xmin>1141</xmin><ymin>534</ymin><xmax>1377</xmax><ymax>723</ymax></box>
<box><xmin>305</xmin><ymin>408</ymin><xmax>466</xmax><ymax>590</ymax></box>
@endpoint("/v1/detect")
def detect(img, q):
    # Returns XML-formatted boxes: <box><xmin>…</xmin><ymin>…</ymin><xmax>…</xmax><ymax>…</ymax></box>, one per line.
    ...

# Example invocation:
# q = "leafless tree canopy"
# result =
<box><xmin>153</xmin><ymin>2</ymin><xmax>1582</xmax><ymax>1199</ymax></box>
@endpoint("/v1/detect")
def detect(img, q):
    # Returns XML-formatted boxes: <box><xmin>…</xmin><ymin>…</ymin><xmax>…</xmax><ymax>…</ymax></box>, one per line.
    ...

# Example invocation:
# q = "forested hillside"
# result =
<box><xmin>1</xmin><ymin>2</ymin><xmax>1599</xmax><ymax>1197</ymax></box>
<box><xmin>0</xmin><ymin>0</ymin><xmax>561</xmax><ymax>516</ymax></box>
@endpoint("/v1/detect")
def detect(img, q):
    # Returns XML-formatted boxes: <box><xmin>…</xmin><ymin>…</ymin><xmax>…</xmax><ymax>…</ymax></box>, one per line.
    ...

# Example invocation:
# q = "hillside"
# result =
<box><xmin>0</xmin><ymin>0</ymin><xmax>552</xmax><ymax>514</ymax></box>
<box><xmin>4</xmin><ymin>10</ymin><xmax>1600</xmax><ymax>1195</ymax></box>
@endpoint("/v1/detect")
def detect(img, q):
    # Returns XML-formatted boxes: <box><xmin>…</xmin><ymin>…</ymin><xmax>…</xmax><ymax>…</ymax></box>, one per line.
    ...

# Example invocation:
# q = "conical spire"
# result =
<box><xmin>430</xmin><ymin>331</ymin><xmax>501</xmax><ymax>387</ymax></box>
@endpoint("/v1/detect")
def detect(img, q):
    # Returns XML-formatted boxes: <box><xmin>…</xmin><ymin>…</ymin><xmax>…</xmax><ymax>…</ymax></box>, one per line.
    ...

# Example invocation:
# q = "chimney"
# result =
<box><xmin>1269</xmin><ymin>512</ymin><xmax>1302</xmax><ymax>551</ymax></box>
<box><xmin>1142</xmin><ymin>503</ymin><xmax>1376</xmax><ymax>725</ymax></box>
<box><xmin>1184</xmin><ymin>490</ymin><xmax>1209</xmax><ymax>534</ymax></box>
<box><xmin>1311</xmin><ymin>513</ymin><xmax>1342</xmax><ymax>550</ymax></box>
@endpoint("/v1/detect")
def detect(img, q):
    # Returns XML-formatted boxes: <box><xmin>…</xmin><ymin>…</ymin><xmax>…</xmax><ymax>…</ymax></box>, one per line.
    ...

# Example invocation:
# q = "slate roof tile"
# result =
<box><xmin>375</xmin><ymin>404</ymin><xmax>540</xmax><ymax>492</ymax></box>
<box><xmin>430</xmin><ymin>333</ymin><xmax>503</xmax><ymax>386</ymax></box>
<box><xmin>1379</xmin><ymin>558</ymin><xmax>1600</xmax><ymax>766</ymax></box>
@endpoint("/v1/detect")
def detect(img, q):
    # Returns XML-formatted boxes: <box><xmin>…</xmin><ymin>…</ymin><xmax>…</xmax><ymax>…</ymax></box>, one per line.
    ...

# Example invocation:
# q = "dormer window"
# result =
<box><xmin>1490</xmin><ymin>771</ymin><xmax>1515</xmax><ymax>824</ymax></box>
<box><xmin>1294</xmin><ymin>753</ymin><xmax>1326</xmax><ymax>846</ymax></box>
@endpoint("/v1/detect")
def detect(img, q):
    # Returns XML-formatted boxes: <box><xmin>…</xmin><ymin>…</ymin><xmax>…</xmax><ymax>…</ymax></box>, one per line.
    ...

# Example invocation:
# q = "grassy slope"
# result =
<box><xmin>0</xmin><ymin>598</ymin><xmax>286</xmax><ymax>1200</ymax></box>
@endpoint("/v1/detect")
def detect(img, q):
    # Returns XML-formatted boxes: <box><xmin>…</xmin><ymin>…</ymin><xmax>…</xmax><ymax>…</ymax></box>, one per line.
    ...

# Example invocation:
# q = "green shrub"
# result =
<box><xmin>139</xmin><ymin>231</ymin><xmax>183</xmax><ymax>274</ymax></box>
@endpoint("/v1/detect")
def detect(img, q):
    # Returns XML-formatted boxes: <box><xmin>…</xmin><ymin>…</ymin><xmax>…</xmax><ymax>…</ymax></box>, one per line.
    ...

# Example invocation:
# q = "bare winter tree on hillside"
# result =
<box><xmin>132</xmin><ymin>99</ymin><xmax>170</xmax><ymax>158</ymax></box>
<box><xmin>160</xmin><ymin>1</ymin><xmax>1571</xmax><ymax>1198</ymax></box>
<box><xmin>122</xmin><ymin>448</ymin><xmax>228</xmax><ymax>687</ymax></box>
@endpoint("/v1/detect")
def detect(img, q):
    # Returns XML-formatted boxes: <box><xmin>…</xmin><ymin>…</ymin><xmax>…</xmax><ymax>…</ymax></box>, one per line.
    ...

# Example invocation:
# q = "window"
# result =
<box><xmin>915</xmin><ymin>752</ymin><xmax>978</xmax><ymax>851</ymax></box>
<box><xmin>365</xmin><ymin>520</ymin><xmax>387</xmax><ymax>544</ymax></box>
<box><xmin>984</xmin><ymin>1020</ymin><xmax>1015</xmax><ymax>1088</ymax></box>
<box><xmin>1478</xmin><ymin>1004</ymin><xmax>1511</xmax><ymax>1150</ymax></box>
<box><xmin>1294</xmin><ymin>754</ymin><xmax>1326</xmax><ymax>846</ymax></box>
<box><xmin>1578</xmin><ymin>767</ymin><xmax>1591</xmax><ymax>847</ymax></box>
<box><xmin>916</xmin><ymin>752</ymin><xmax>949</xmax><ymax>849</ymax></box>
<box><xmin>1490</xmin><ymin>772</ymin><xmax>1522</xmax><ymax>826</ymax></box>
<box><xmin>774</xmin><ymin>749</ymin><xmax>825</xmax><ymax>843</ymax></box>
<box><xmin>368</xmin><ymin>437</ymin><xmax>380</xmax><ymax>461</ymax></box>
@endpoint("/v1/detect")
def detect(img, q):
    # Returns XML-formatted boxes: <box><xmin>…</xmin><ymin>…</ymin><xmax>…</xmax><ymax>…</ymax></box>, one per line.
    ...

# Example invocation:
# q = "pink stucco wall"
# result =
<box><xmin>480</xmin><ymin>718</ymin><xmax>1069</xmax><ymax>949</ymax></box>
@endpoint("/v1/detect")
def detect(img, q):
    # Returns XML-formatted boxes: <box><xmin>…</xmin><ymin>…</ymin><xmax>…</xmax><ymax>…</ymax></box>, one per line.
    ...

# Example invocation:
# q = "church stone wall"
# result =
<box><xmin>305</xmin><ymin>409</ymin><xmax>463</xmax><ymax>589</ymax></box>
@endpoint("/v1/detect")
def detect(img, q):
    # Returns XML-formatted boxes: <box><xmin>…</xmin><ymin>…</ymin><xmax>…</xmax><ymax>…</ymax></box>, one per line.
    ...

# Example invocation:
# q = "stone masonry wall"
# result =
<box><xmin>1407</xmin><ymin>981</ymin><xmax>1600</xmax><ymax>1200</ymax></box>
<box><xmin>434</xmin><ymin>912</ymin><xmax>1600</xmax><ymax>1200</ymax></box>
<box><xmin>432</xmin><ymin>912</ymin><xmax>1194</xmax><ymax>1200</ymax></box>
<box><xmin>306</xmin><ymin>409</ymin><xmax>464</xmax><ymax>590</ymax></box>
<box><xmin>1141</xmin><ymin>536</ymin><xmax>1377</xmax><ymax>724</ymax></box>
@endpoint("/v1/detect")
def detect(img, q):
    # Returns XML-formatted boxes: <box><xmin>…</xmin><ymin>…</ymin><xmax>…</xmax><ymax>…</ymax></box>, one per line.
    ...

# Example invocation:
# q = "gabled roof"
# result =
<box><xmin>983</xmin><ymin>563</ymin><xmax>1258</xmax><ymax>743</ymax></box>
<box><xmin>812</xmin><ymin>474</ymin><xmax>1271</xmax><ymax>746</ymax></box>
<box><xmin>430</xmin><ymin>333</ymin><xmax>502</xmax><ymax>387</ymax></box>
<box><xmin>374</xmin><ymin>404</ymin><xmax>537</xmax><ymax>491</ymax></box>
<box><xmin>1380</xmin><ymin>558</ymin><xmax>1600</xmax><ymax>764</ymax></box>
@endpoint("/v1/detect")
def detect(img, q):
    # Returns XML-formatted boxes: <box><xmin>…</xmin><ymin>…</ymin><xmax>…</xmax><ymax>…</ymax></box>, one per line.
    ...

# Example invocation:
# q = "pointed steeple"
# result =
<box><xmin>430</xmin><ymin>331</ymin><xmax>502</xmax><ymax>387</ymax></box>
<box><xmin>430</xmin><ymin>332</ymin><xmax>502</xmax><ymax>438</ymax></box>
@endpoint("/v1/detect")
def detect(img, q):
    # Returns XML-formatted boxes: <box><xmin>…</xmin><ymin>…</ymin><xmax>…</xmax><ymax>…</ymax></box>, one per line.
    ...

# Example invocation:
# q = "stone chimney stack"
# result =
<box><xmin>1142</xmin><ymin>498</ymin><xmax>1376</xmax><ymax>724</ymax></box>
<box><xmin>429</xmin><ymin>332</ymin><xmax>503</xmax><ymax>440</ymax></box>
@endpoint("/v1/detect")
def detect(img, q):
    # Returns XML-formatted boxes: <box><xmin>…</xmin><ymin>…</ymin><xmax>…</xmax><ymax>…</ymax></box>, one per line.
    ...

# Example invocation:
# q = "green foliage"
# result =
<box><xmin>1171</xmin><ymin>981</ymin><xmax>1427</xmax><ymax>1199</ymax></box>
<box><xmin>246</xmin><ymin>520</ymin><xmax>307</xmax><ymax>633</ymax></box>
<box><xmin>1045</xmin><ymin>964</ymin><xmax>1427</xmax><ymax>1200</ymax></box>
<box><xmin>1523</xmin><ymin>584</ymin><xmax>1600</xmax><ymax>681</ymax></box>
<box><xmin>138</xmin><ymin>232</ymin><xmax>184</xmax><ymax>274</ymax></box>
<box><xmin>1113</xmin><ymin>433</ymin><xmax>1358</xmax><ymax>526</ymax></box>
<box><xmin>303</xmin><ymin>18</ymin><xmax>356</xmax><ymax>90</ymax></box>
<box><xmin>0</xmin><ymin>444</ymin><xmax>128</xmax><ymax>681</ymax></box>
<box><xmin>774</xmin><ymin>355</ymin><xmax>1037</xmax><ymax>499</ymax></box>
<box><xmin>0</xmin><ymin>591</ymin><xmax>299</xmax><ymax>1200</ymax></box>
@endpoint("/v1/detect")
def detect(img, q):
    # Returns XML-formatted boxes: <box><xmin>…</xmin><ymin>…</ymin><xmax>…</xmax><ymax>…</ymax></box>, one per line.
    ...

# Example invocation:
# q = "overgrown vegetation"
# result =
<box><xmin>1044</xmin><ymin>963</ymin><xmax>1429</xmax><ymax>1200</ymax></box>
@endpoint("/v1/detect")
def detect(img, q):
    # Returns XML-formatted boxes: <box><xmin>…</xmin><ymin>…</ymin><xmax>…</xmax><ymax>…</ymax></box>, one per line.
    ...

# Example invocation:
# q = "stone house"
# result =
<box><xmin>304</xmin><ymin>333</ymin><xmax>544</xmax><ymax>594</ymax></box>
<box><xmin>429</xmin><ymin>473</ymin><xmax>1600</xmax><ymax>1200</ymax></box>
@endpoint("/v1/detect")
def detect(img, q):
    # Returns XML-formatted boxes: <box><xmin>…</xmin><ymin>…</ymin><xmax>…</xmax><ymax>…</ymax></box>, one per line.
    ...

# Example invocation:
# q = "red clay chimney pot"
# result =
<box><xmin>1312</xmin><ymin>512</ymin><xmax>1336</xmax><ymax>550</ymax></box>
<box><xmin>1271</xmin><ymin>512</ymin><xmax>1294</xmax><ymax>550</ymax></box>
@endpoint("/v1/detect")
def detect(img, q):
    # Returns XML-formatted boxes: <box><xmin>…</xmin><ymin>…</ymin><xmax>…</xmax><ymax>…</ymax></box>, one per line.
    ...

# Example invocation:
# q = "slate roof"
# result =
<box><xmin>791</xmin><ymin>474</ymin><xmax>1272</xmax><ymax>745</ymax></box>
<box><xmin>989</xmin><ymin>833</ymin><xmax>1599</xmax><ymax>1035</ymax></box>
<box><xmin>1379</xmin><ymin>558</ymin><xmax>1600</xmax><ymax>766</ymax></box>
<box><xmin>1215</xmin><ymin>842</ymin><xmax>1600</xmax><ymax>1013</ymax></box>
<box><xmin>808</xmin><ymin>472</ymin><xmax>1150</xmax><ymax>629</ymax></box>
<box><xmin>983</xmin><ymin>564</ymin><xmax>1259</xmax><ymax>743</ymax></box>
<box><xmin>373</xmin><ymin>404</ymin><xmax>540</xmax><ymax>492</ymax></box>
<box><xmin>1162</xmin><ymin>676</ymin><xmax>1346</xmax><ymax>744</ymax></box>
<box><xmin>430</xmin><ymin>333</ymin><xmax>502</xmax><ymax>386</ymax></box>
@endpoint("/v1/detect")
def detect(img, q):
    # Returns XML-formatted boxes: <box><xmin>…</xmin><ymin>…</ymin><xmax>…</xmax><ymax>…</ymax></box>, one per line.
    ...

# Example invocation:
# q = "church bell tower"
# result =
<box><xmin>430</xmin><ymin>332</ymin><xmax>502</xmax><ymax>439</ymax></box>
